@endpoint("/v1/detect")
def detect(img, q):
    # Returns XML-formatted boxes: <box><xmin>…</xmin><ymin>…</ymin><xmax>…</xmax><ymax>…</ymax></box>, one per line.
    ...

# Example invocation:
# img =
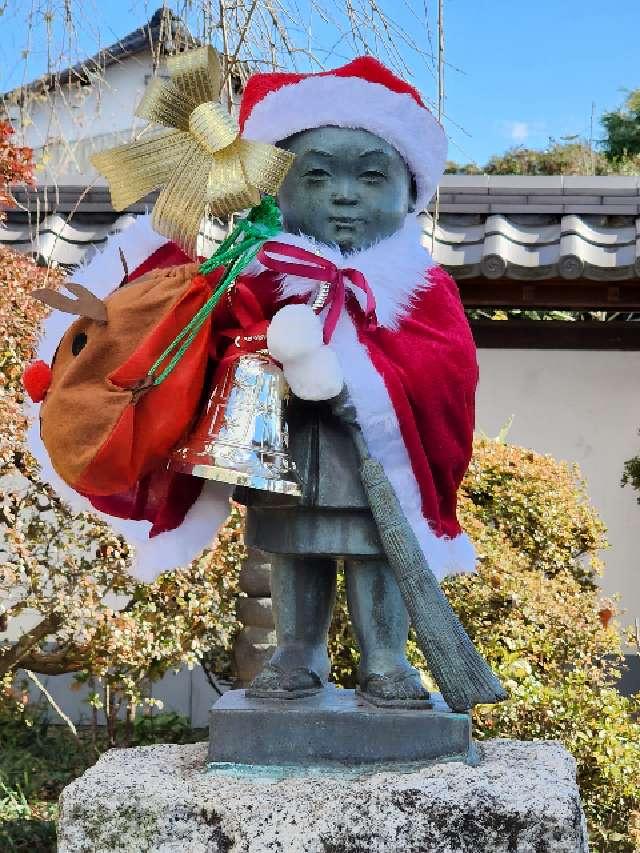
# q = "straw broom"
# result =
<box><xmin>345</xmin><ymin>420</ymin><xmax>507</xmax><ymax>713</ymax></box>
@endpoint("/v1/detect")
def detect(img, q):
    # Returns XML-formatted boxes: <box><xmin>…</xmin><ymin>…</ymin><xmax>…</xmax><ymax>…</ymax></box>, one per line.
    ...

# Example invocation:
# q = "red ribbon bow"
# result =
<box><xmin>217</xmin><ymin>281</ymin><xmax>269</xmax><ymax>367</ymax></box>
<box><xmin>257</xmin><ymin>241</ymin><xmax>377</xmax><ymax>344</ymax></box>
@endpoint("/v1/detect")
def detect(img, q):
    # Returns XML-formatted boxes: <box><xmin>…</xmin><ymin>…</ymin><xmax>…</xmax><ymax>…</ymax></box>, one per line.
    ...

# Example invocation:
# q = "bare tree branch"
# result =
<box><xmin>0</xmin><ymin>612</ymin><xmax>62</xmax><ymax>678</ymax></box>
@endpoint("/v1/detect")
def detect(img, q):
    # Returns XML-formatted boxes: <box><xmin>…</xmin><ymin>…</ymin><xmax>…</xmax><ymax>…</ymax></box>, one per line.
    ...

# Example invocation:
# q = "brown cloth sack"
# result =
<box><xmin>39</xmin><ymin>262</ymin><xmax>223</xmax><ymax>496</ymax></box>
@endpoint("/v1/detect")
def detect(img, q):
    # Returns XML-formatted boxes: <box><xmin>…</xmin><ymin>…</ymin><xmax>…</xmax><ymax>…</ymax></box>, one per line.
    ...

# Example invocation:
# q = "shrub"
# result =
<box><xmin>0</xmin><ymin>122</ymin><xmax>34</xmax><ymax>221</ymax></box>
<box><xmin>330</xmin><ymin>437</ymin><xmax>640</xmax><ymax>852</ymax></box>
<box><xmin>622</xmin><ymin>439</ymin><xmax>640</xmax><ymax>504</ymax></box>
<box><xmin>0</xmin><ymin>246</ymin><xmax>243</xmax><ymax>731</ymax></box>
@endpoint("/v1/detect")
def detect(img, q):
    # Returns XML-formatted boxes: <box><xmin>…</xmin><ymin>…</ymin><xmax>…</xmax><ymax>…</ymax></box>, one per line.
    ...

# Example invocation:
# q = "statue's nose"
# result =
<box><xmin>331</xmin><ymin>178</ymin><xmax>359</xmax><ymax>205</ymax></box>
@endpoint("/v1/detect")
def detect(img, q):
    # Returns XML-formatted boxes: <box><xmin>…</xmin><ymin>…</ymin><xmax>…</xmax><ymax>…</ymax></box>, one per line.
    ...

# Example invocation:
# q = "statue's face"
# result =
<box><xmin>277</xmin><ymin>126</ymin><xmax>415</xmax><ymax>253</ymax></box>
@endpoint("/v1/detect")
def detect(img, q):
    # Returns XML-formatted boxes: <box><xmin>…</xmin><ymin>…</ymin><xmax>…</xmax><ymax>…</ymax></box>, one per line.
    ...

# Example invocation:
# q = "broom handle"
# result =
<box><xmin>334</xmin><ymin>393</ymin><xmax>506</xmax><ymax>711</ymax></box>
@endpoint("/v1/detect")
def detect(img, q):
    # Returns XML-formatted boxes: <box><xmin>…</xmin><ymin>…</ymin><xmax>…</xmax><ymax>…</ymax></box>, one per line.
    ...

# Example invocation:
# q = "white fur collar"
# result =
<box><xmin>255</xmin><ymin>213</ymin><xmax>434</xmax><ymax>329</ymax></box>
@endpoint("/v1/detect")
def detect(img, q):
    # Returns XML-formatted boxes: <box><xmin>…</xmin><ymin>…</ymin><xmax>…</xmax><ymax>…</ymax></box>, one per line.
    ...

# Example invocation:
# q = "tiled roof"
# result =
<box><xmin>0</xmin><ymin>192</ymin><xmax>226</xmax><ymax>269</ymax></box>
<box><xmin>426</xmin><ymin>176</ymin><xmax>640</xmax><ymax>281</ymax></box>
<box><xmin>2</xmin><ymin>177</ymin><xmax>640</xmax><ymax>279</ymax></box>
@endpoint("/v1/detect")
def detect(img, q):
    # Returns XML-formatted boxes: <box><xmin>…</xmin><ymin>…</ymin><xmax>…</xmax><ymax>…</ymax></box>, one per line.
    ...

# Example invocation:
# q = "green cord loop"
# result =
<box><xmin>145</xmin><ymin>196</ymin><xmax>282</xmax><ymax>387</ymax></box>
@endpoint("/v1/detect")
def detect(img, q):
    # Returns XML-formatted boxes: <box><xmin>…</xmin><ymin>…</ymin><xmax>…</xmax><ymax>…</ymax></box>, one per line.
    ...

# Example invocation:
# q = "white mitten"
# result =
<box><xmin>283</xmin><ymin>346</ymin><xmax>344</xmax><ymax>401</ymax></box>
<box><xmin>267</xmin><ymin>304</ymin><xmax>323</xmax><ymax>362</ymax></box>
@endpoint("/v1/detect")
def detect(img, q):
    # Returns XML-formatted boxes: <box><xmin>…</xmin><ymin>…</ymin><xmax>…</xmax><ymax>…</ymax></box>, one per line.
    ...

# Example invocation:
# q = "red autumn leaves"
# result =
<box><xmin>0</xmin><ymin>121</ymin><xmax>35</xmax><ymax>219</ymax></box>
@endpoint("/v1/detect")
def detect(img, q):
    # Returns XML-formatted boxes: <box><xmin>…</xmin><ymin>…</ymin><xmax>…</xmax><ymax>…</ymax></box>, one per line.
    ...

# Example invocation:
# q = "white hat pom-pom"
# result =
<box><xmin>284</xmin><ymin>346</ymin><xmax>344</xmax><ymax>401</ymax></box>
<box><xmin>267</xmin><ymin>304</ymin><xmax>324</xmax><ymax>363</ymax></box>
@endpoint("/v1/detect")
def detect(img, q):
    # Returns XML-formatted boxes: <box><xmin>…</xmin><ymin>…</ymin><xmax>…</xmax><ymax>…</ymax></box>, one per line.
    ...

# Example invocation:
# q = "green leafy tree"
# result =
<box><xmin>0</xmin><ymin>122</ymin><xmax>34</xmax><ymax>220</ymax></box>
<box><xmin>601</xmin><ymin>90</ymin><xmax>640</xmax><ymax>162</ymax></box>
<box><xmin>329</xmin><ymin>438</ymin><xmax>640</xmax><ymax>852</ymax></box>
<box><xmin>485</xmin><ymin>139</ymin><xmax>608</xmax><ymax>175</ymax></box>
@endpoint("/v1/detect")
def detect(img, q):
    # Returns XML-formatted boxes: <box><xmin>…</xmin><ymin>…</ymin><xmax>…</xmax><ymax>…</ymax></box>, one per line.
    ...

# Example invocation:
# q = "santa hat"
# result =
<box><xmin>239</xmin><ymin>56</ymin><xmax>447</xmax><ymax>211</ymax></box>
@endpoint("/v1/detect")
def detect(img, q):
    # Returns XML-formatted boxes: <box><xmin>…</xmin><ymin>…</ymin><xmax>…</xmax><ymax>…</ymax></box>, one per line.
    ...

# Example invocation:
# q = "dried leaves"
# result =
<box><xmin>0</xmin><ymin>123</ymin><xmax>34</xmax><ymax>219</ymax></box>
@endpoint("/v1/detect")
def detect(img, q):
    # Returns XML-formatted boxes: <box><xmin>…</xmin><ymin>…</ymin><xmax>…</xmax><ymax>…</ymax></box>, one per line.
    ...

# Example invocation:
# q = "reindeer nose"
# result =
<box><xmin>23</xmin><ymin>360</ymin><xmax>53</xmax><ymax>403</ymax></box>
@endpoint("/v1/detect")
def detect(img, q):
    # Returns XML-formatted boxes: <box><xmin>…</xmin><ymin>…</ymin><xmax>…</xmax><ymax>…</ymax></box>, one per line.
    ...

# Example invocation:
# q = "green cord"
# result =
<box><xmin>146</xmin><ymin>196</ymin><xmax>282</xmax><ymax>387</ymax></box>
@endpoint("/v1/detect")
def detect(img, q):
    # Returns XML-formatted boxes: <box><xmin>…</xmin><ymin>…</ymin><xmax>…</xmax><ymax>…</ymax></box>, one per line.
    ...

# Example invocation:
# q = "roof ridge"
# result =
<box><xmin>1</xmin><ymin>7</ymin><xmax>196</xmax><ymax>102</ymax></box>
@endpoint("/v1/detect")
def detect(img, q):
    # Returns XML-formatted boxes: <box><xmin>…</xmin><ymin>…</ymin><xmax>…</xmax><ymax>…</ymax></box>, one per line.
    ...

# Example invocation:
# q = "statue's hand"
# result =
<box><xmin>330</xmin><ymin>386</ymin><xmax>358</xmax><ymax>426</ymax></box>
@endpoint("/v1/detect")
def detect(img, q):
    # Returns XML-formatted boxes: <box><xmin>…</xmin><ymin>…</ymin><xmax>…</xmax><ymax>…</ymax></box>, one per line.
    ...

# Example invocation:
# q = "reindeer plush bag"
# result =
<box><xmin>23</xmin><ymin>206</ymin><xmax>287</xmax><ymax>580</ymax></box>
<box><xmin>26</xmin><ymin>249</ymin><xmax>219</xmax><ymax>497</ymax></box>
<box><xmin>22</xmin><ymin>226</ymin><xmax>234</xmax><ymax>580</ymax></box>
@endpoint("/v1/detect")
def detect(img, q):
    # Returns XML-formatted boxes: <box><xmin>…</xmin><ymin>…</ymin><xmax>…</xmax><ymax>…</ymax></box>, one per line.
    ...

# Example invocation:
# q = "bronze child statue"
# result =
<box><xmin>26</xmin><ymin>53</ymin><xmax>504</xmax><ymax>712</ymax></box>
<box><xmin>237</xmin><ymin>124</ymin><xmax>437</xmax><ymax>704</ymax></box>
<box><xmin>230</xmin><ymin>59</ymin><xmax>496</xmax><ymax>706</ymax></box>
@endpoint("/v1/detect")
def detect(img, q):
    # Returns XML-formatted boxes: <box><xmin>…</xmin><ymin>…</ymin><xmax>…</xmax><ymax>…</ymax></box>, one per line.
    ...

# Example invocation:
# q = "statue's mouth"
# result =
<box><xmin>329</xmin><ymin>217</ymin><xmax>363</xmax><ymax>228</ymax></box>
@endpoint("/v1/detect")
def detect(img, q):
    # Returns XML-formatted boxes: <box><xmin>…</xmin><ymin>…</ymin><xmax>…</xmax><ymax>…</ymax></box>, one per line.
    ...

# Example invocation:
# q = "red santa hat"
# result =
<box><xmin>239</xmin><ymin>56</ymin><xmax>447</xmax><ymax>211</ymax></box>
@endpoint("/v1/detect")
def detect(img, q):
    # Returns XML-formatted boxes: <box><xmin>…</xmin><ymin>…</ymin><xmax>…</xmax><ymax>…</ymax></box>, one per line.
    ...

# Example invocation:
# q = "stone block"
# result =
<box><xmin>489</xmin><ymin>175</ymin><xmax>564</xmax><ymax>193</ymax></box>
<box><xmin>239</xmin><ymin>550</ymin><xmax>272</xmax><ymax>597</ymax></box>
<box><xmin>564</xmin><ymin>175</ymin><xmax>638</xmax><ymax>193</ymax></box>
<box><xmin>564</xmin><ymin>204</ymin><xmax>638</xmax><ymax>215</ymax></box>
<box><xmin>210</xmin><ymin>687</ymin><xmax>473</xmax><ymax>766</ymax></box>
<box><xmin>57</xmin><ymin>739</ymin><xmax>589</xmax><ymax>852</ymax></box>
<box><xmin>436</xmin><ymin>202</ymin><xmax>491</xmax><ymax>214</ymax></box>
<box><xmin>489</xmin><ymin>203</ymin><xmax>563</xmax><ymax>214</ymax></box>
<box><xmin>232</xmin><ymin>627</ymin><xmax>276</xmax><ymax>685</ymax></box>
<box><xmin>236</xmin><ymin>596</ymin><xmax>275</xmax><ymax>629</ymax></box>
<box><xmin>440</xmin><ymin>174</ymin><xmax>490</xmax><ymax>192</ymax></box>
<box><xmin>601</xmin><ymin>195</ymin><xmax>640</xmax><ymax>206</ymax></box>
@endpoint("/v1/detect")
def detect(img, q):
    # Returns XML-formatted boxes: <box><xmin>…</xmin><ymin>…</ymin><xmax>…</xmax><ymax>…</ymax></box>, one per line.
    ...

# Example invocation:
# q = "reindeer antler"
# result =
<box><xmin>118</xmin><ymin>248</ymin><xmax>129</xmax><ymax>288</ymax></box>
<box><xmin>32</xmin><ymin>281</ymin><xmax>108</xmax><ymax>324</ymax></box>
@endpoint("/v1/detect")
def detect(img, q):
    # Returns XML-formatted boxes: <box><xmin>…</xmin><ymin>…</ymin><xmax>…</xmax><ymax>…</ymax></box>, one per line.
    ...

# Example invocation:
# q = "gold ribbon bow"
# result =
<box><xmin>91</xmin><ymin>46</ymin><xmax>294</xmax><ymax>257</ymax></box>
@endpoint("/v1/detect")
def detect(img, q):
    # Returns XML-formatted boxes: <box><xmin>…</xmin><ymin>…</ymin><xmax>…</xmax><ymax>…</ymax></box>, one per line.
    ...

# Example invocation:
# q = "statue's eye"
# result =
<box><xmin>304</xmin><ymin>168</ymin><xmax>330</xmax><ymax>180</ymax></box>
<box><xmin>361</xmin><ymin>170</ymin><xmax>386</xmax><ymax>183</ymax></box>
<box><xmin>71</xmin><ymin>332</ymin><xmax>88</xmax><ymax>356</ymax></box>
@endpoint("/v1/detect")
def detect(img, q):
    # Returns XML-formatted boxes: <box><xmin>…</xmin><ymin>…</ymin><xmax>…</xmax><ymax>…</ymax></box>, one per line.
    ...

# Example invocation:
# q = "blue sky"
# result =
<box><xmin>1</xmin><ymin>0</ymin><xmax>637</xmax><ymax>166</ymax></box>
<box><xmin>441</xmin><ymin>0</ymin><xmax>638</xmax><ymax>166</ymax></box>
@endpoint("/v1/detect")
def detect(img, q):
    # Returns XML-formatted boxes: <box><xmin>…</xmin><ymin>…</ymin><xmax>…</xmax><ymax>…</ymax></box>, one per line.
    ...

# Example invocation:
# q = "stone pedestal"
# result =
<box><xmin>58</xmin><ymin>740</ymin><xmax>589</xmax><ymax>853</ymax></box>
<box><xmin>209</xmin><ymin>686</ymin><xmax>475</xmax><ymax>766</ymax></box>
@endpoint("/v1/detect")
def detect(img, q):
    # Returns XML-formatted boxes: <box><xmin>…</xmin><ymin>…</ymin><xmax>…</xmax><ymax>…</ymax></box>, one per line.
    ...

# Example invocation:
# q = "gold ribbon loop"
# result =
<box><xmin>91</xmin><ymin>44</ymin><xmax>294</xmax><ymax>258</ymax></box>
<box><xmin>136</xmin><ymin>79</ymin><xmax>192</xmax><ymax>130</ymax></box>
<box><xmin>167</xmin><ymin>45</ymin><xmax>221</xmax><ymax>105</ymax></box>
<box><xmin>188</xmin><ymin>102</ymin><xmax>238</xmax><ymax>155</ymax></box>
<box><xmin>238</xmin><ymin>140</ymin><xmax>296</xmax><ymax>194</ymax></box>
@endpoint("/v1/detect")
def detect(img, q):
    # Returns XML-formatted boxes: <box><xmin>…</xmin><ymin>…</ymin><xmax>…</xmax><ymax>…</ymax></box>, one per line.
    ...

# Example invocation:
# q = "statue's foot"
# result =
<box><xmin>246</xmin><ymin>663</ymin><xmax>324</xmax><ymax>700</ymax></box>
<box><xmin>357</xmin><ymin>665</ymin><xmax>432</xmax><ymax>709</ymax></box>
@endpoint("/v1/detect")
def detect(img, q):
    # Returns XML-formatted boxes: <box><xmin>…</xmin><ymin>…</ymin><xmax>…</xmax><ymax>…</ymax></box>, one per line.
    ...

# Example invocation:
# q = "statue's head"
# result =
<box><xmin>277</xmin><ymin>126</ymin><xmax>416</xmax><ymax>253</ymax></box>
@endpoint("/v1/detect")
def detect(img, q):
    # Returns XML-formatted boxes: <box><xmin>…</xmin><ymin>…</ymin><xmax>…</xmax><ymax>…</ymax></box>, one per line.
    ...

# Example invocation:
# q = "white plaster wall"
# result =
<box><xmin>476</xmin><ymin>348</ymin><xmax>640</xmax><ymax>632</ymax></box>
<box><xmin>6</xmin><ymin>54</ymin><xmax>243</xmax><ymax>187</ymax></box>
<box><xmin>9</xmin><ymin>56</ymin><xmax>154</xmax><ymax>148</ymax></box>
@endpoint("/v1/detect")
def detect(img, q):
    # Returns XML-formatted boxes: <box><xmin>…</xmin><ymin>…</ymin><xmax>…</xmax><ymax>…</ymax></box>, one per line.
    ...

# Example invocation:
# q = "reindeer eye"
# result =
<box><xmin>71</xmin><ymin>332</ymin><xmax>87</xmax><ymax>356</ymax></box>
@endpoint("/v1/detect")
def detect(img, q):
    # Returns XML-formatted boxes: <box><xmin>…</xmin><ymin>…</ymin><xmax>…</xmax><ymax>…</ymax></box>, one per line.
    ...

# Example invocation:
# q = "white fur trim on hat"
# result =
<box><xmin>242</xmin><ymin>76</ymin><xmax>447</xmax><ymax>211</ymax></box>
<box><xmin>267</xmin><ymin>303</ymin><xmax>323</xmax><ymax>362</ymax></box>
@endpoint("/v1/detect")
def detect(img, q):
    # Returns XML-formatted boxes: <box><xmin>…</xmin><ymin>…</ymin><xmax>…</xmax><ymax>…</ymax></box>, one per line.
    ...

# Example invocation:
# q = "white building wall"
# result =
<box><xmin>476</xmin><ymin>348</ymin><xmax>640</xmax><ymax>634</ymax></box>
<box><xmin>6</xmin><ymin>55</ymin><xmax>157</xmax><ymax>186</ymax></box>
<box><xmin>6</xmin><ymin>54</ymin><xmax>242</xmax><ymax>188</ymax></box>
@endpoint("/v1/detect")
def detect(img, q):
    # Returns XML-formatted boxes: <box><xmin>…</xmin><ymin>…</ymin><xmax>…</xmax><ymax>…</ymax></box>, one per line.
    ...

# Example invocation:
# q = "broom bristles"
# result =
<box><xmin>360</xmin><ymin>457</ymin><xmax>507</xmax><ymax>712</ymax></box>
